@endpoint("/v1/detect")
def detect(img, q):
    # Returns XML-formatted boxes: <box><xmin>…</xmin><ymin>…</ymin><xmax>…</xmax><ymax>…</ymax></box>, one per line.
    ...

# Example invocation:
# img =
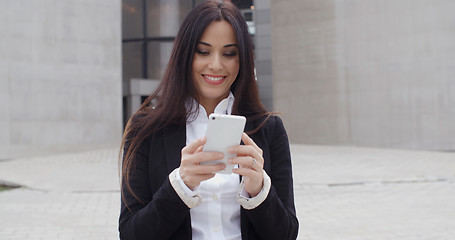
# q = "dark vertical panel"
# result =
<box><xmin>147</xmin><ymin>41</ymin><xmax>174</xmax><ymax>79</ymax></box>
<box><xmin>231</xmin><ymin>0</ymin><xmax>253</xmax><ymax>9</ymax></box>
<box><xmin>122</xmin><ymin>42</ymin><xmax>144</xmax><ymax>83</ymax></box>
<box><xmin>122</xmin><ymin>0</ymin><xmax>145</xmax><ymax>39</ymax></box>
<box><xmin>145</xmin><ymin>0</ymin><xmax>192</xmax><ymax>37</ymax></box>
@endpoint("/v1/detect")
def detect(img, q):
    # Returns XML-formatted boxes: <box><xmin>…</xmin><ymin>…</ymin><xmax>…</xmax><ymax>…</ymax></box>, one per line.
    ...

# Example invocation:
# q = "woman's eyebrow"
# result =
<box><xmin>224</xmin><ymin>43</ymin><xmax>238</xmax><ymax>48</ymax></box>
<box><xmin>198</xmin><ymin>41</ymin><xmax>238</xmax><ymax>48</ymax></box>
<box><xmin>199</xmin><ymin>41</ymin><xmax>211</xmax><ymax>46</ymax></box>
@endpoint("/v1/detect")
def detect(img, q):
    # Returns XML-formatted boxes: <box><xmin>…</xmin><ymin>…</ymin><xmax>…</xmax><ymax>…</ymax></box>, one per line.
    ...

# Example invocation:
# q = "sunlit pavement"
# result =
<box><xmin>0</xmin><ymin>145</ymin><xmax>454</xmax><ymax>239</ymax></box>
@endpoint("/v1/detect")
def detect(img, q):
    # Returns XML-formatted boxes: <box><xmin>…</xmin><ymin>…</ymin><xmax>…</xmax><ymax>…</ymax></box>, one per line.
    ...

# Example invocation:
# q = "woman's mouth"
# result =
<box><xmin>202</xmin><ymin>74</ymin><xmax>226</xmax><ymax>85</ymax></box>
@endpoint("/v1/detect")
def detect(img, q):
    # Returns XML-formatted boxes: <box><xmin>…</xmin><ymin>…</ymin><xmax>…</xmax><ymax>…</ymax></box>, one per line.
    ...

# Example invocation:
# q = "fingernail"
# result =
<box><xmin>218</xmin><ymin>153</ymin><xmax>224</xmax><ymax>158</ymax></box>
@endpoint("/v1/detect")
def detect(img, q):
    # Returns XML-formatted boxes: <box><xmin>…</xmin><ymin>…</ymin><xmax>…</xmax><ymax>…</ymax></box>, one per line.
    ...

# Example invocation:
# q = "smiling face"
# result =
<box><xmin>192</xmin><ymin>20</ymin><xmax>240</xmax><ymax>114</ymax></box>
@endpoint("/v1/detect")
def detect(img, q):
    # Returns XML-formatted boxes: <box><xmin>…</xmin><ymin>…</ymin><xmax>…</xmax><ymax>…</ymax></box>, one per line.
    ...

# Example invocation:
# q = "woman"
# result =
<box><xmin>119</xmin><ymin>1</ymin><xmax>298</xmax><ymax>239</ymax></box>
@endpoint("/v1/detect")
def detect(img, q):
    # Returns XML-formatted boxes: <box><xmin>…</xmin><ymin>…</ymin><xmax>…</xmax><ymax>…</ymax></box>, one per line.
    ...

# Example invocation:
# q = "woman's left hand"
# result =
<box><xmin>228</xmin><ymin>133</ymin><xmax>264</xmax><ymax>197</ymax></box>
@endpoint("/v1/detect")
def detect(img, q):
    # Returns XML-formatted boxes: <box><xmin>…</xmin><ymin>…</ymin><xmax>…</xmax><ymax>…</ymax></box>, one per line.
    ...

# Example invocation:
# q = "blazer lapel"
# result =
<box><xmin>244</xmin><ymin>119</ymin><xmax>255</xmax><ymax>133</ymax></box>
<box><xmin>163</xmin><ymin>124</ymin><xmax>186</xmax><ymax>173</ymax></box>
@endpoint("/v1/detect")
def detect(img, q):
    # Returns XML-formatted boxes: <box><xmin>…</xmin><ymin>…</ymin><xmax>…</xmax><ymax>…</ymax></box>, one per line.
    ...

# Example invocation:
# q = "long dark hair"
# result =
<box><xmin>121</xmin><ymin>0</ymin><xmax>269</xmax><ymax>205</ymax></box>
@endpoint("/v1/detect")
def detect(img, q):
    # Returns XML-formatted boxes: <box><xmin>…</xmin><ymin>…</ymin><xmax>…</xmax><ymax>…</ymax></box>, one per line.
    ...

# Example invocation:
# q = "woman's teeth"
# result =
<box><xmin>204</xmin><ymin>75</ymin><xmax>223</xmax><ymax>81</ymax></box>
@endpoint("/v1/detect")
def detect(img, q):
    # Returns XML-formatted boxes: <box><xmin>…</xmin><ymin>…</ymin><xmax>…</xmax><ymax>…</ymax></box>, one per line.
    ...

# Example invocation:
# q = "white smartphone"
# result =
<box><xmin>202</xmin><ymin>113</ymin><xmax>246</xmax><ymax>174</ymax></box>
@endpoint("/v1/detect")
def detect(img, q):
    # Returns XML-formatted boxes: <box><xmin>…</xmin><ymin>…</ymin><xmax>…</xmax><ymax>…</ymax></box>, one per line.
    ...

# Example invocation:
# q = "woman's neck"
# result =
<box><xmin>200</xmin><ymin>101</ymin><xmax>217</xmax><ymax>117</ymax></box>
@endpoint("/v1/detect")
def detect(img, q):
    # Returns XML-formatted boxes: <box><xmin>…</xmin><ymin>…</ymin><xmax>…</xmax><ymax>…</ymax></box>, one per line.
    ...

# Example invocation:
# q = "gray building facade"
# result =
<box><xmin>2</xmin><ymin>0</ymin><xmax>453</xmax><ymax>156</ymax></box>
<box><xmin>271</xmin><ymin>0</ymin><xmax>455</xmax><ymax>150</ymax></box>
<box><xmin>0</xmin><ymin>0</ymin><xmax>122</xmax><ymax>157</ymax></box>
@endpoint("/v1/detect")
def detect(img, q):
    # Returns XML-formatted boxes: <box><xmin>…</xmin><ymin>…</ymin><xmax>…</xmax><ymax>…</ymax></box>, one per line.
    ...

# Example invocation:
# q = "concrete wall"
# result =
<box><xmin>254</xmin><ymin>0</ymin><xmax>274</xmax><ymax>111</ymax></box>
<box><xmin>0</xmin><ymin>0</ymin><xmax>122</xmax><ymax>154</ymax></box>
<box><xmin>271</xmin><ymin>0</ymin><xmax>455</xmax><ymax>150</ymax></box>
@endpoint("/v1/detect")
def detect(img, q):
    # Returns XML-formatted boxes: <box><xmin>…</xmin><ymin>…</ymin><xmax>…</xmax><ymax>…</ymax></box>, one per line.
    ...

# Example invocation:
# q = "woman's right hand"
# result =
<box><xmin>179</xmin><ymin>137</ymin><xmax>226</xmax><ymax>190</ymax></box>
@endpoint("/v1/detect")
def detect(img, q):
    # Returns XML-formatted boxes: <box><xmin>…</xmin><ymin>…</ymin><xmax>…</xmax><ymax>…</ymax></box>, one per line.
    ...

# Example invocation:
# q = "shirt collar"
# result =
<box><xmin>186</xmin><ymin>92</ymin><xmax>235</xmax><ymax>123</ymax></box>
<box><xmin>214</xmin><ymin>91</ymin><xmax>235</xmax><ymax>115</ymax></box>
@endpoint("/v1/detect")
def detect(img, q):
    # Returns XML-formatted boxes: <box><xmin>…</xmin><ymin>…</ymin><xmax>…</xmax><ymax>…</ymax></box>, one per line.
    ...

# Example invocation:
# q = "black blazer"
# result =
<box><xmin>119</xmin><ymin>115</ymin><xmax>299</xmax><ymax>240</ymax></box>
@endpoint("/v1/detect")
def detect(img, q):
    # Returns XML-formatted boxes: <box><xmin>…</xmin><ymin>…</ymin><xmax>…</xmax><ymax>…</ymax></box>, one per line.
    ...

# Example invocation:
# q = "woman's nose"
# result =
<box><xmin>208</xmin><ymin>54</ymin><xmax>223</xmax><ymax>71</ymax></box>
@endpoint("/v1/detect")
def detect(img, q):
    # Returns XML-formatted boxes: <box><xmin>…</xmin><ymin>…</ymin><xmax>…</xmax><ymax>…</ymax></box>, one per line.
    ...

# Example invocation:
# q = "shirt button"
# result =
<box><xmin>213</xmin><ymin>226</ymin><xmax>219</xmax><ymax>232</ymax></box>
<box><xmin>213</xmin><ymin>194</ymin><xmax>219</xmax><ymax>201</ymax></box>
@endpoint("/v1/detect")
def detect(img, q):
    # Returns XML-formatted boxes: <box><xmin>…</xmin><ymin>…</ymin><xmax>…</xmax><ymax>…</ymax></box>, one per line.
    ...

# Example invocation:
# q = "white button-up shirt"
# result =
<box><xmin>185</xmin><ymin>93</ymin><xmax>241</xmax><ymax>240</ymax></box>
<box><xmin>168</xmin><ymin>92</ymin><xmax>272</xmax><ymax>240</ymax></box>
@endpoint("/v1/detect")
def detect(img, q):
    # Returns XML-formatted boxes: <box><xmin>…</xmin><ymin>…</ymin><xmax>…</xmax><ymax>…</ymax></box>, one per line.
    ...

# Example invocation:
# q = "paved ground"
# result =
<box><xmin>0</xmin><ymin>144</ymin><xmax>454</xmax><ymax>239</ymax></box>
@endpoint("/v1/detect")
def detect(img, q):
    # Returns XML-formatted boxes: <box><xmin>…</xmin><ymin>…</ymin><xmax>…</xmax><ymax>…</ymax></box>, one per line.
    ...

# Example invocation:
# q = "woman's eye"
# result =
<box><xmin>196</xmin><ymin>49</ymin><xmax>209</xmax><ymax>55</ymax></box>
<box><xmin>224</xmin><ymin>52</ymin><xmax>238</xmax><ymax>57</ymax></box>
